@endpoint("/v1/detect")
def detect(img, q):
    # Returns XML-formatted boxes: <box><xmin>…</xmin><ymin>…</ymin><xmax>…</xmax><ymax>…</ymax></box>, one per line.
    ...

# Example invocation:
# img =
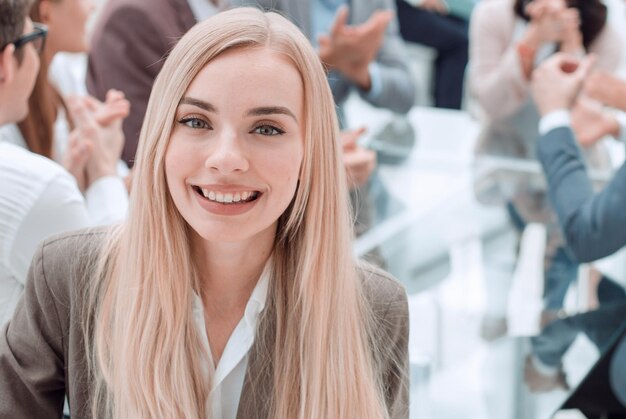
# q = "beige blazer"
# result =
<box><xmin>0</xmin><ymin>228</ymin><xmax>409</xmax><ymax>418</ymax></box>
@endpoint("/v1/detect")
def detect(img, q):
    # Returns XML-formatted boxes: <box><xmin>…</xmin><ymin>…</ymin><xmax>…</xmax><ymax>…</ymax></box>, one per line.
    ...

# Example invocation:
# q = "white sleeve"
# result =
<box><xmin>9</xmin><ymin>174</ymin><xmax>91</xmax><ymax>284</ymax></box>
<box><xmin>538</xmin><ymin>109</ymin><xmax>571</xmax><ymax>135</ymax></box>
<box><xmin>84</xmin><ymin>176</ymin><xmax>128</xmax><ymax>225</ymax></box>
<box><xmin>615</xmin><ymin>111</ymin><xmax>626</xmax><ymax>144</ymax></box>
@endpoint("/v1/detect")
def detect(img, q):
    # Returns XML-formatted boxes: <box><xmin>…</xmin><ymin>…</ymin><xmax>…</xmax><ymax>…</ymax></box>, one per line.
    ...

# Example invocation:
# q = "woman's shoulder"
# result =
<box><xmin>356</xmin><ymin>260</ymin><xmax>408</xmax><ymax>319</ymax></box>
<box><xmin>40</xmin><ymin>226</ymin><xmax>111</xmax><ymax>257</ymax></box>
<box><xmin>34</xmin><ymin>226</ymin><xmax>113</xmax><ymax>296</ymax></box>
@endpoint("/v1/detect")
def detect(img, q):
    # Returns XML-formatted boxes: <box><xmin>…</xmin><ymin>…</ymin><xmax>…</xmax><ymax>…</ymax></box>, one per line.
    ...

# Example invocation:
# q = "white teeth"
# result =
<box><xmin>198</xmin><ymin>187</ymin><xmax>258</xmax><ymax>204</ymax></box>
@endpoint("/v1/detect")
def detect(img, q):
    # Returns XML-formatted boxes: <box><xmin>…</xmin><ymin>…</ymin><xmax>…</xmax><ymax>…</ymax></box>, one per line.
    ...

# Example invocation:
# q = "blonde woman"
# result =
<box><xmin>0</xmin><ymin>7</ymin><xmax>409</xmax><ymax>419</ymax></box>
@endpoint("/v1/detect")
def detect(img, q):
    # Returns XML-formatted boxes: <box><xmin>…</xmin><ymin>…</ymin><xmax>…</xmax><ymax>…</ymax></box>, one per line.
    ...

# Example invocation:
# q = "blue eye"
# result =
<box><xmin>179</xmin><ymin>117</ymin><xmax>209</xmax><ymax>129</ymax></box>
<box><xmin>254</xmin><ymin>125</ymin><xmax>284</xmax><ymax>136</ymax></box>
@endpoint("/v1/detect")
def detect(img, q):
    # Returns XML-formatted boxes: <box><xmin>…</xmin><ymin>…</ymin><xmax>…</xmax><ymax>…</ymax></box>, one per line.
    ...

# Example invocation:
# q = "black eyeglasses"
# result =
<box><xmin>1</xmin><ymin>23</ymin><xmax>48</xmax><ymax>55</ymax></box>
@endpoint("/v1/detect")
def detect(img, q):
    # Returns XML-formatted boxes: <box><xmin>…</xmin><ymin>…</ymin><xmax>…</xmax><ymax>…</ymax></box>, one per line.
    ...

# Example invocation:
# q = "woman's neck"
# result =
<box><xmin>193</xmin><ymin>226</ymin><xmax>275</xmax><ymax>315</ymax></box>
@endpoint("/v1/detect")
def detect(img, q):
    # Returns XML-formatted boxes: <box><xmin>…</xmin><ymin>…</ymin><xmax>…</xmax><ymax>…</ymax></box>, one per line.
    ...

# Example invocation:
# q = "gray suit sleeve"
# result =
<box><xmin>0</xmin><ymin>243</ymin><xmax>66</xmax><ymax>417</ymax></box>
<box><xmin>537</xmin><ymin>126</ymin><xmax>626</xmax><ymax>262</ymax></box>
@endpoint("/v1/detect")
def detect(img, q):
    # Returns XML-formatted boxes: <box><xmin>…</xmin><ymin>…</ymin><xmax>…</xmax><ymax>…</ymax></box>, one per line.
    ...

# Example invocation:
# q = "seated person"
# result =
<box><xmin>0</xmin><ymin>1</ymin><xmax>127</xmax><ymax>327</ymax></box>
<box><xmin>0</xmin><ymin>8</ymin><xmax>409</xmax><ymax>417</ymax></box>
<box><xmin>523</xmin><ymin>52</ymin><xmax>626</xmax><ymax>393</ymax></box>
<box><xmin>470</xmin><ymin>0</ymin><xmax>622</xmax><ymax>329</ymax></box>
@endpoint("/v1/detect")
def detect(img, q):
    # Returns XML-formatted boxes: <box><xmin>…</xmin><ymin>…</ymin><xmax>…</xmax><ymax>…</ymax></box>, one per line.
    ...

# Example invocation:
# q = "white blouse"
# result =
<box><xmin>193</xmin><ymin>264</ymin><xmax>270</xmax><ymax>419</ymax></box>
<box><xmin>0</xmin><ymin>142</ymin><xmax>128</xmax><ymax>326</ymax></box>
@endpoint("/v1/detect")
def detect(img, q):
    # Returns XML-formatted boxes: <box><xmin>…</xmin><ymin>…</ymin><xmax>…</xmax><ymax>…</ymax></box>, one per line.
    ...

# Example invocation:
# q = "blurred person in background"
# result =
<box><xmin>0</xmin><ymin>0</ymin><xmax>130</xmax><ymax>214</ymax></box>
<box><xmin>525</xmin><ymin>52</ymin><xmax>626</xmax><ymax>394</ymax></box>
<box><xmin>469</xmin><ymin>0</ymin><xmax>623</xmax><ymax>340</ymax></box>
<box><xmin>395</xmin><ymin>0</ymin><xmax>477</xmax><ymax>109</ymax></box>
<box><xmin>0</xmin><ymin>0</ymin><xmax>125</xmax><ymax>328</ymax></box>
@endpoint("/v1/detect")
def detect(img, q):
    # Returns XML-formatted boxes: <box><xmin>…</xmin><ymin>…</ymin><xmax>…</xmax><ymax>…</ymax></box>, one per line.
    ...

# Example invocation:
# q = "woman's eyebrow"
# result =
<box><xmin>247</xmin><ymin>106</ymin><xmax>298</xmax><ymax>122</ymax></box>
<box><xmin>179</xmin><ymin>97</ymin><xmax>217</xmax><ymax>112</ymax></box>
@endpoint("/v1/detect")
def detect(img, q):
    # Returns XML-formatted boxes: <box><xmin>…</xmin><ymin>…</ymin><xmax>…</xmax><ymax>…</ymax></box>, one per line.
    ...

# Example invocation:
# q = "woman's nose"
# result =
<box><xmin>203</xmin><ymin>130</ymin><xmax>250</xmax><ymax>175</ymax></box>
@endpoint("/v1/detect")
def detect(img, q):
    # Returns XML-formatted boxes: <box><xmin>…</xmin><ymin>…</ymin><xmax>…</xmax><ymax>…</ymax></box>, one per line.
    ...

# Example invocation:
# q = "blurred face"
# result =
<box><xmin>165</xmin><ymin>47</ymin><xmax>304</xmax><ymax>244</ymax></box>
<box><xmin>5</xmin><ymin>18</ymin><xmax>41</xmax><ymax>123</ymax></box>
<box><xmin>42</xmin><ymin>0</ymin><xmax>95</xmax><ymax>54</ymax></box>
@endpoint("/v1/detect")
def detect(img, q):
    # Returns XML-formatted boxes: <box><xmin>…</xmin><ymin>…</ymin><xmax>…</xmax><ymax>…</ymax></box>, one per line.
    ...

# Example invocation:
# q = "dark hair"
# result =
<box><xmin>17</xmin><ymin>0</ymin><xmax>70</xmax><ymax>159</ymax></box>
<box><xmin>0</xmin><ymin>0</ymin><xmax>34</xmax><ymax>62</ymax></box>
<box><xmin>513</xmin><ymin>0</ymin><xmax>608</xmax><ymax>51</ymax></box>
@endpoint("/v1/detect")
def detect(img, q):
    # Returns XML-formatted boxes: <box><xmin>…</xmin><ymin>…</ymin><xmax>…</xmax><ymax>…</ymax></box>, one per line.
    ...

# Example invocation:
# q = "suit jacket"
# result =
<box><xmin>0</xmin><ymin>228</ymin><xmax>409</xmax><ymax>418</ymax></box>
<box><xmin>537</xmin><ymin>126</ymin><xmax>626</xmax><ymax>263</ymax></box>
<box><xmin>86</xmin><ymin>0</ymin><xmax>196</xmax><ymax>166</ymax></box>
<box><xmin>235</xmin><ymin>0</ymin><xmax>415</xmax><ymax>114</ymax></box>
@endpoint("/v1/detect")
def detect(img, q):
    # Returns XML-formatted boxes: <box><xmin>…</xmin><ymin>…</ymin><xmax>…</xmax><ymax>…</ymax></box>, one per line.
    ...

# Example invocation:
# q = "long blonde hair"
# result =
<box><xmin>87</xmin><ymin>8</ymin><xmax>389</xmax><ymax>418</ymax></box>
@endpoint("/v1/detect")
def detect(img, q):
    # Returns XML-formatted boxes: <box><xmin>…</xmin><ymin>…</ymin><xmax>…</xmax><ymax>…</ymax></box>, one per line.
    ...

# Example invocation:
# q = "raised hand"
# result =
<box><xmin>558</xmin><ymin>8</ymin><xmax>582</xmax><ymax>54</ymax></box>
<box><xmin>318</xmin><ymin>6</ymin><xmax>393</xmax><ymax>91</ymax></box>
<box><xmin>525</xmin><ymin>0</ymin><xmax>568</xmax><ymax>45</ymax></box>
<box><xmin>571</xmin><ymin>96</ymin><xmax>620</xmax><ymax>147</ymax></box>
<box><xmin>341</xmin><ymin>127</ymin><xmax>376</xmax><ymax>188</ymax></box>
<box><xmin>531</xmin><ymin>52</ymin><xmax>595</xmax><ymax>116</ymax></box>
<box><xmin>66</xmin><ymin>90</ymin><xmax>129</xmax><ymax>187</ymax></box>
<box><xmin>584</xmin><ymin>72</ymin><xmax>626</xmax><ymax>112</ymax></box>
<box><xmin>62</xmin><ymin>130</ymin><xmax>93</xmax><ymax>192</ymax></box>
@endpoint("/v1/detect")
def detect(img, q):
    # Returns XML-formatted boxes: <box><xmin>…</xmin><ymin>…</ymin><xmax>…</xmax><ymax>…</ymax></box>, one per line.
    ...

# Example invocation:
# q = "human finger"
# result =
<box><xmin>105</xmin><ymin>88</ymin><xmax>125</xmax><ymax>103</ymax></box>
<box><xmin>330</xmin><ymin>5</ymin><xmax>349</xmax><ymax>38</ymax></box>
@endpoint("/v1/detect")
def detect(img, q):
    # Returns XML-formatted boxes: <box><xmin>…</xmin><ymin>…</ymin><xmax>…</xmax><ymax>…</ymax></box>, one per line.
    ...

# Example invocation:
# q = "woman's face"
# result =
<box><xmin>41</xmin><ymin>0</ymin><xmax>95</xmax><ymax>54</ymax></box>
<box><xmin>165</xmin><ymin>47</ymin><xmax>305</xmax><ymax>244</ymax></box>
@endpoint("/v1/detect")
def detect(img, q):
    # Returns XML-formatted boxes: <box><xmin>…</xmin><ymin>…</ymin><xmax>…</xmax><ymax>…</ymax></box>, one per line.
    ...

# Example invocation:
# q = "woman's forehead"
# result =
<box><xmin>183</xmin><ymin>47</ymin><xmax>304</xmax><ymax>115</ymax></box>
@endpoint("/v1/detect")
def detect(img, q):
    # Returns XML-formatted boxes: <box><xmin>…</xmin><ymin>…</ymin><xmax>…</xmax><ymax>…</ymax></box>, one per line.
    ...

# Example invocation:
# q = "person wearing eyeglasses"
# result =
<box><xmin>0</xmin><ymin>0</ymin><xmax>123</xmax><ymax>328</ymax></box>
<box><xmin>0</xmin><ymin>0</ymin><xmax>130</xmax><ymax>214</ymax></box>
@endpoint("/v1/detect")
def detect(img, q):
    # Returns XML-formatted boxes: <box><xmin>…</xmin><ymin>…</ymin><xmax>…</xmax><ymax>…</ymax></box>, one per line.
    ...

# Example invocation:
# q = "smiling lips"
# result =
<box><xmin>192</xmin><ymin>186</ymin><xmax>261</xmax><ymax>205</ymax></box>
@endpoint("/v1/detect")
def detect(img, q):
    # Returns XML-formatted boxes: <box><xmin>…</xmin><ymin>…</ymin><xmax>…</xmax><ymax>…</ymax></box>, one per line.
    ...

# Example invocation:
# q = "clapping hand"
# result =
<box><xmin>66</xmin><ymin>89</ymin><xmax>130</xmax><ymax>188</ymax></box>
<box><xmin>524</xmin><ymin>0</ymin><xmax>581</xmax><ymax>51</ymax></box>
<box><xmin>584</xmin><ymin>72</ymin><xmax>626</xmax><ymax>112</ymax></box>
<box><xmin>341</xmin><ymin>127</ymin><xmax>377</xmax><ymax>189</ymax></box>
<box><xmin>531</xmin><ymin>52</ymin><xmax>595</xmax><ymax>116</ymax></box>
<box><xmin>318</xmin><ymin>6</ymin><xmax>393</xmax><ymax>91</ymax></box>
<box><xmin>571</xmin><ymin>96</ymin><xmax>620</xmax><ymax>147</ymax></box>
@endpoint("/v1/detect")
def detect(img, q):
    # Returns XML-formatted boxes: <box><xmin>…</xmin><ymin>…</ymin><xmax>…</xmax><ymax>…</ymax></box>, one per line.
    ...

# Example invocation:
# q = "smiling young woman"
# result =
<box><xmin>0</xmin><ymin>7</ymin><xmax>409</xmax><ymax>419</ymax></box>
